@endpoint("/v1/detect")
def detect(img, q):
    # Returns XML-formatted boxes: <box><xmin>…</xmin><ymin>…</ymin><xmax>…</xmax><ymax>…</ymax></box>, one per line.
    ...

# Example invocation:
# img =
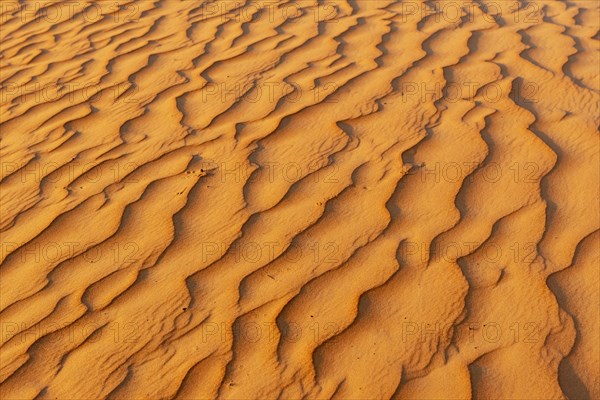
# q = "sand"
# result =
<box><xmin>1</xmin><ymin>0</ymin><xmax>599</xmax><ymax>399</ymax></box>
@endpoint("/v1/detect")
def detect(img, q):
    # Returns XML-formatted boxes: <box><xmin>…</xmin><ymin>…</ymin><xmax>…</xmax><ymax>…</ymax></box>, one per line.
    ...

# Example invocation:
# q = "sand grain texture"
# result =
<box><xmin>1</xmin><ymin>0</ymin><xmax>599</xmax><ymax>399</ymax></box>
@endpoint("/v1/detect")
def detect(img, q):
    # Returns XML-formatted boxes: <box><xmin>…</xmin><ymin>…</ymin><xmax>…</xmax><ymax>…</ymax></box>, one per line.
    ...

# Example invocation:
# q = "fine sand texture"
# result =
<box><xmin>1</xmin><ymin>0</ymin><xmax>599</xmax><ymax>399</ymax></box>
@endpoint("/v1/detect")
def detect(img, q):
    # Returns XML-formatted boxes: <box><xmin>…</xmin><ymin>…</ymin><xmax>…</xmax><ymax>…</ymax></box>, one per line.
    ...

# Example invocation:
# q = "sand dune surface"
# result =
<box><xmin>1</xmin><ymin>0</ymin><xmax>599</xmax><ymax>399</ymax></box>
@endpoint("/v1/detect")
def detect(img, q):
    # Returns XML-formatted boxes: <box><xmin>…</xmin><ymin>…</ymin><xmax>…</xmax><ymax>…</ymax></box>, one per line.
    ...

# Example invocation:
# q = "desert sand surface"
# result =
<box><xmin>1</xmin><ymin>0</ymin><xmax>599</xmax><ymax>399</ymax></box>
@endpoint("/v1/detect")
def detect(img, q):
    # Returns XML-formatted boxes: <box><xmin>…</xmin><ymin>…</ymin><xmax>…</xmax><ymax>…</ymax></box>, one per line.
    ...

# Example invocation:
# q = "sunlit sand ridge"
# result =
<box><xmin>0</xmin><ymin>0</ymin><xmax>599</xmax><ymax>398</ymax></box>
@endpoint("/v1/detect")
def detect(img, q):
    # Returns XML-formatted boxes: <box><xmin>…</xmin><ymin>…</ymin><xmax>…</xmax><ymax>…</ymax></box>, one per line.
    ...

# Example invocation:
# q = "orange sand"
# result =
<box><xmin>1</xmin><ymin>1</ymin><xmax>599</xmax><ymax>399</ymax></box>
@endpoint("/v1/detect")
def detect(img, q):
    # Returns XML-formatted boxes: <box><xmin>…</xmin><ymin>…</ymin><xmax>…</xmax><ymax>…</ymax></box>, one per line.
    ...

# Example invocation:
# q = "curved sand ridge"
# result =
<box><xmin>0</xmin><ymin>0</ymin><xmax>599</xmax><ymax>398</ymax></box>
